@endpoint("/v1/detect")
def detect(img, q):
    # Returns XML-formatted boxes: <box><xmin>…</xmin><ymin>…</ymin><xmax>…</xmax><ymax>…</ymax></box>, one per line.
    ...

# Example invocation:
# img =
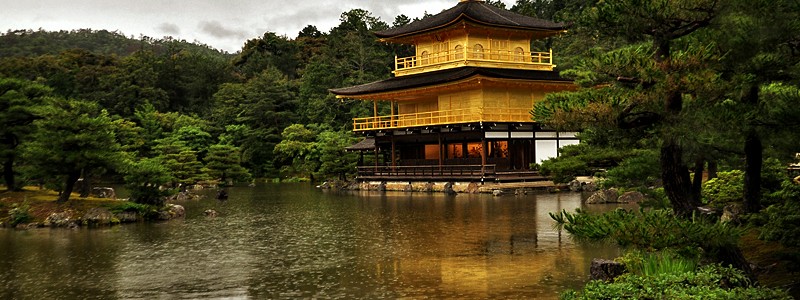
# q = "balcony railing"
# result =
<box><xmin>394</xmin><ymin>47</ymin><xmax>553</xmax><ymax>76</ymax></box>
<box><xmin>353</xmin><ymin>107</ymin><xmax>532</xmax><ymax>131</ymax></box>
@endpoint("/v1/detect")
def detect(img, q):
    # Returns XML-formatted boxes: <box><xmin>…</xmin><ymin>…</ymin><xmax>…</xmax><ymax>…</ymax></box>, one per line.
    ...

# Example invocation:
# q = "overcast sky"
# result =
<box><xmin>1</xmin><ymin>0</ymin><xmax>515</xmax><ymax>53</ymax></box>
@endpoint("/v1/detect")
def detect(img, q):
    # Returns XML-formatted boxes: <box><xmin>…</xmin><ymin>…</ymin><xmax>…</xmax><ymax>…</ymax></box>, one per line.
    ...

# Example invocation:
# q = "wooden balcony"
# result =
<box><xmin>353</xmin><ymin>107</ymin><xmax>532</xmax><ymax>131</ymax></box>
<box><xmin>357</xmin><ymin>164</ymin><xmax>496</xmax><ymax>181</ymax></box>
<box><xmin>394</xmin><ymin>47</ymin><xmax>554</xmax><ymax>76</ymax></box>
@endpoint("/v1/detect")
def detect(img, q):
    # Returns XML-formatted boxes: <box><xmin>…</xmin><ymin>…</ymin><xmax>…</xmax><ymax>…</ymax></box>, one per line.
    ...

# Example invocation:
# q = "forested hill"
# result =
<box><xmin>0</xmin><ymin>29</ymin><xmax>228</xmax><ymax>58</ymax></box>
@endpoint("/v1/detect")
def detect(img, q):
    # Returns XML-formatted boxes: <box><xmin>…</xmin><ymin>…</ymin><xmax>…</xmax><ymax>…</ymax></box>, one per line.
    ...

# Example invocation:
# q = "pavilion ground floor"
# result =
<box><xmin>348</xmin><ymin>122</ymin><xmax>578</xmax><ymax>182</ymax></box>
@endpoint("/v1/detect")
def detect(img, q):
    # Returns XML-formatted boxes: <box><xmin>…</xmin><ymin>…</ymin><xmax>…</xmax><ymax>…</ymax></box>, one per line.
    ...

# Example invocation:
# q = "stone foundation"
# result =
<box><xmin>346</xmin><ymin>180</ymin><xmax>555</xmax><ymax>194</ymax></box>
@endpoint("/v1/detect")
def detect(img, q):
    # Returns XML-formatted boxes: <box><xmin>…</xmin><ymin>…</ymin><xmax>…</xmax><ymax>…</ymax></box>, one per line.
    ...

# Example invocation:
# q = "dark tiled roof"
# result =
<box><xmin>375</xmin><ymin>0</ymin><xmax>566</xmax><ymax>39</ymax></box>
<box><xmin>330</xmin><ymin>67</ymin><xmax>570</xmax><ymax>96</ymax></box>
<box><xmin>345</xmin><ymin>138</ymin><xmax>375</xmax><ymax>151</ymax></box>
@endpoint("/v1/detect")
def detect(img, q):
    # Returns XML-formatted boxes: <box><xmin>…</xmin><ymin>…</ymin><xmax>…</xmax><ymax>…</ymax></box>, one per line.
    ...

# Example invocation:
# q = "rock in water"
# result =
<box><xmin>82</xmin><ymin>207</ymin><xmax>114</xmax><ymax>226</ymax></box>
<box><xmin>444</xmin><ymin>182</ymin><xmax>456</xmax><ymax>195</ymax></box>
<box><xmin>492</xmin><ymin>189</ymin><xmax>503</xmax><ymax>196</ymax></box>
<box><xmin>465</xmin><ymin>182</ymin><xmax>479</xmax><ymax>194</ymax></box>
<box><xmin>44</xmin><ymin>211</ymin><xmax>75</xmax><ymax>227</ymax></box>
<box><xmin>586</xmin><ymin>188</ymin><xmax>619</xmax><ymax>204</ymax></box>
<box><xmin>590</xmin><ymin>258</ymin><xmax>626</xmax><ymax>281</ymax></box>
<box><xmin>617</xmin><ymin>191</ymin><xmax>645</xmax><ymax>204</ymax></box>
<box><xmin>91</xmin><ymin>187</ymin><xmax>116</xmax><ymax>199</ymax></box>
<box><xmin>204</xmin><ymin>209</ymin><xmax>218</xmax><ymax>217</ymax></box>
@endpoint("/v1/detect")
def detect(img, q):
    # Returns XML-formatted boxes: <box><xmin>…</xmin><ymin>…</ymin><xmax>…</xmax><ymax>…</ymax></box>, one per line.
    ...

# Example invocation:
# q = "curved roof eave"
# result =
<box><xmin>374</xmin><ymin>1</ymin><xmax>566</xmax><ymax>39</ymax></box>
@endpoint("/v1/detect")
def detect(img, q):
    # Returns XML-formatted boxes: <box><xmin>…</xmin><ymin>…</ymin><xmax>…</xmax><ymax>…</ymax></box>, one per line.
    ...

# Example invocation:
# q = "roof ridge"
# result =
<box><xmin>475</xmin><ymin>2</ymin><xmax>520</xmax><ymax>26</ymax></box>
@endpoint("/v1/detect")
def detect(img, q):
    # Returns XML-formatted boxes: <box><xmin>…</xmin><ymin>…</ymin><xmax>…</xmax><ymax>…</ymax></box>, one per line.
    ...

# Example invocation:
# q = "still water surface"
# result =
<box><xmin>0</xmin><ymin>184</ymin><xmax>625</xmax><ymax>299</ymax></box>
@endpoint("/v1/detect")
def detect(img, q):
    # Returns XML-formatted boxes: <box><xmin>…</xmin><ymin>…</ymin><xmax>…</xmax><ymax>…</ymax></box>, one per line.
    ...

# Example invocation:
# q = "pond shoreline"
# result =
<box><xmin>0</xmin><ymin>187</ymin><xmax>186</xmax><ymax>229</ymax></box>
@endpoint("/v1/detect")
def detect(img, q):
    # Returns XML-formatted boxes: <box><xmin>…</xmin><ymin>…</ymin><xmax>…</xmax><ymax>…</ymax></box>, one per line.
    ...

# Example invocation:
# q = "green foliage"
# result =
<box><xmin>316</xmin><ymin>130</ymin><xmax>359</xmax><ymax>180</ymax></box>
<box><xmin>123</xmin><ymin>157</ymin><xmax>174</xmax><ymax>206</ymax></box>
<box><xmin>22</xmin><ymin>98</ymin><xmax>123</xmax><ymax>202</ymax></box>
<box><xmin>273</xmin><ymin>124</ymin><xmax>359</xmax><ymax>181</ymax></box>
<box><xmin>8</xmin><ymin>201</ymin><xmax>32</xmax><ymax>226</ymax></box>
<box><xmin>539</xmin><ymin>144</ymin><xmax>635</xmax><ymax>183</ymax></box>
<box><xmin>550</xmin><ymin>208</ymin><xmax>744</xmax><ymax>257</ymax></box>
<box><xmin>204</xmin><ymin>143</ymin><xmax>251</xmax><ymax>184</ymax></box>
<box><xmin>760</xmin><ymin>181</ymin><xmax>800</xmax><ymax>247</ymax></box>
<box><xmin>702</xmin><ymin>170</ymin><xmax>744</xmax><ymax>207</ymax></box>
<box><xmin>0</xmin><ymin>77</ymin><xmax>53</xmax><ymax>190</ymax></box>
<box><xmin>620</xmin><ymin>250</ymin><xmax>698</xmax><ymax>277</ymax></box>
<box><xmin>602</xmin><ymin>149</ymin><xmax>660</xmax><ymax>188</ymax></box>
<box><xmin>560</xmin><ymin>264</ymin><xmax>790</xmax><ymax>300</ymax></box>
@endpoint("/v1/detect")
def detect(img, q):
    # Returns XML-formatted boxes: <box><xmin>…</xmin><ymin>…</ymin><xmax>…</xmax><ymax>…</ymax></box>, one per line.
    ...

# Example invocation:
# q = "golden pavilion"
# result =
<box><xmin>331</xmin><ymin>0</ymin><xmax>578</xmax><ymax>182</ymax></box>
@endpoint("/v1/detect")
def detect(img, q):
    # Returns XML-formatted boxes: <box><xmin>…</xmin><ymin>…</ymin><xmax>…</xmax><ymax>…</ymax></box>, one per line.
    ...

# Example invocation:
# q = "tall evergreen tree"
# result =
<box><xmin>0</xmin><ymin>78</ymin><xmax>51</xmax><ymax>191</ymax></box>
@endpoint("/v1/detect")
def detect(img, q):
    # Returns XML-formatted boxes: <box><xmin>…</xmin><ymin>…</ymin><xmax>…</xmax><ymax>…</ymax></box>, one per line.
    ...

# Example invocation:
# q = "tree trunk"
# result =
<box><xmin>714</xmin><ymin>244</ymin><xmax>757</xmax><ymax>284</ymax></box>
<box><xmin>661</xmin><ymin>139</ymin><xmax>696</xmax><ymax>216</ymax></box>
<box><xmin>3</xmin><ymin>156</ymin><xmax>16</xmax><ymax>191</ymax></box>
<box><xmin>58</xmin><ymin>171</ymin><xmax>81</xmax><ymax>203</ymax></box>
<box><xmin>78</xmin><ymin>169</ymin><xmax>91</xmax><ymax>198</ymax></box>
<box><xmin>707</xmin><ymin>160</ymin><xmax>718</xmax><ymax>180</ymax></box>
<box><xmin>654</xmin><ymin>39</ymin><xmax>698</xmax><ymax>217</ymax></box>
<box><xmin>743</xmin><ymin>129</ymin><xmax>762</xmax><ymax>213</ymax></box>
<box><xmin>743</xmin><ymin>84</ymin><xmax>762</xmax><ymax>213</ymax></box>
<box><xmin>692</xmin><ymin>158</ymin><xmax>704</xmax><ymax>203</ymax></box>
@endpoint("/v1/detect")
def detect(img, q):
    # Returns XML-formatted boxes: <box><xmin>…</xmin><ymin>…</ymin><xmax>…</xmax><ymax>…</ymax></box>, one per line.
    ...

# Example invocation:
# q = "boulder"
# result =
<box><xmin>157</xmin><ymin>211</ymin><xmax>172</xmax><ymax>220</ymax></box>
<box><xmin>443</xmin><ymin>182</ymin><xmax>456</xmax><ymax>195</ymax></box>
<box><xmin>91</xmin><ymin>187</ymin><xmax>116</xmax><ymax>199</ymax></box>
<box><xmin>617</xmin><ymin>191</ymin><xmax>645</xmax><ymax>204</ymax></box>
<box><xmin>44</xmin><ymin>211</ymin><xmax>76</xmax><ymax>227</ymax></box>
<box><xmin>423</xmin><ymin>182</ymin><xmax>434</xmax><ymax>192</ymax></box>
<box><xmin>378</xmin><ymin>181</ymin><xmax>387</xmax><ymax>191</ymax></box>
<box><xmin>82</xmin><ymin>207</ymin><xmax>115</xmax><ymax>226</ymax></box>
<box><xmin>583</xmin><ymin>181</ymin><xmax>598</xmax><ymax>192</ymax></box>
<box><xmin>167</xmin><ymin>204</ymin><xmax>185</xmax><ymax>218</ymax></box>
<box><xmin>115</xmin><ymin>211</ymin><xmax>139</xmax><ymax>223</ymax></box>
<box><xmin>568</xmin><ymin>180</ymin><xmax>583</xmax><ymax>192</ymax></box>
<box><xmin>465</xmin><ymin>182</ymin><xmax>479</xmax><ymax>194</ymax></box>
<box><xmin>492</xmin><ymin>189</ymin><xmax>503</xmax><ymax>197</ymax></box>
<box><xmin>204</xmin><ymin>209</ymin><xmax>218</xmax><ymax>217</ymax></box>
<box><xmin>403</xmin><ymin>183</ymin><xmax>413</xmax><ymax>192</ymax></box>
<box><xmin>721</xmin><ymin>203</ymin><xmax>744</xmax><ymax>224</ymax></box>
<box><xmin>590</xmin><ymin>258</ymin><xmax>626</xmax><ymax>281</ymax></box>
<box><xmin>586</xmin><ymin>188</ymin><xmax>619</xmax><ymax>204</ymax></box>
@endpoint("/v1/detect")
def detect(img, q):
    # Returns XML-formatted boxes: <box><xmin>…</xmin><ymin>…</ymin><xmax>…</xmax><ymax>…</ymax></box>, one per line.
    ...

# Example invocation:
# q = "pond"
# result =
<box><xmin>0</xmin><ymin>184</ymin><xmax>626</xmax><ymax>299</ymax></box>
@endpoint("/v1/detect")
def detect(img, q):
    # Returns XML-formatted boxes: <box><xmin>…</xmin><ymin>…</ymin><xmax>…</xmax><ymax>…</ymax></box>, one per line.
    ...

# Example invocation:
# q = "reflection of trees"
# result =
<box><xmin>0</xmin><ymin>230</ymin><xmax>121</xmax><ymax>298</ymax></box>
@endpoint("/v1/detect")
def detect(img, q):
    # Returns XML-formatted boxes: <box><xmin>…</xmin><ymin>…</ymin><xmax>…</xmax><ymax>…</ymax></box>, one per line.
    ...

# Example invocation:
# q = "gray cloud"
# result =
<box><xmin>199</xmin><ymin>20</ymin><xmax>246</xmax><ymax>39</ymax></box>
<box><xmin>156</xmin><ymin>22</ymin><xmax>180</xmax><ymax>35</ymax></box>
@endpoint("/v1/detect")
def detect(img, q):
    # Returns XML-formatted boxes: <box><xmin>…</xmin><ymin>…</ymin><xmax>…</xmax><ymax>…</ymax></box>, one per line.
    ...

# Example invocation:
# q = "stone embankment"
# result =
<box><xmin>320</xmin><ymin>180</ymin><xmax>562</xmax><ymax>195</ymax></box>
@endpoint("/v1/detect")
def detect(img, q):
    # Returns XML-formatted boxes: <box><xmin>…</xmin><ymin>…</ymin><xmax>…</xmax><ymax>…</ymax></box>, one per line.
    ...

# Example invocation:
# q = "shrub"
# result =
<box><xmin>560</xmin><ymin>264</ymin><xmax>791</xmax><ymax>300</ymax></box>
<box><xmin>550</xmin><ymin>208</ymin><xmax>744</xmax><ymax>258</ymax></box>
<box><xmin>702</xmin><ymin>170</ymin><xmax>744</xmax><ymax>207</ymax></box>
<box><xmin>123</xmin><ymin>157</ymin><xmax>174</xmax><ymax>206</ymax></box>
<box><xmin>760</xmin><ymin>182</ymin><xmax>800</xmax><ymax>248</ymax></box>
<box><xmin>619</xmin><ymin>250</ymin><xmax>698</xmax><ymax>277</ymax></box>
<box><xmin>8</xmin><ymin>201</ymin><xmax>32</xmax><ymax>226</ymax></box>
<box><xmin>539</xmin><ymin>144</ymin><xmax>634</xmax><ymax>183</ymax></box>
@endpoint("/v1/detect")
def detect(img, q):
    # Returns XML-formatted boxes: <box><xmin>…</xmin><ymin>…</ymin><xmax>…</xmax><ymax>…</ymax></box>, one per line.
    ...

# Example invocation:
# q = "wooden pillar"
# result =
<box><xmin>438</xmin><ymin>132</ymin><xmax>443</xmax><ymax>170</ymax></box>
<box><xmin>374</xmin><ymin>142</ymin><xmax>379</xmax><ymax>172</ymax></box>
<box><xmin>391</xmin><ymin>136</ymin><xmax>396</xmax><ymax>169</ymax></box>
<box><xmin>461</xmin><ymin>142</ymin><xmax>468</xmax><ymax>162</ymax></box>
<box><xmin>391</xmin><ymin>101</ymin><xmax>396</xmax><ymax>127</ymax></box>
<box><xmin>373</xmin><ymin>100</ymin><xmax>378</xmax><ymax>117</ymax></box>
<box><xmin>481</xmin><ymin>137</ymin><xmax>487</xmax><ymax>174</ymax></box>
